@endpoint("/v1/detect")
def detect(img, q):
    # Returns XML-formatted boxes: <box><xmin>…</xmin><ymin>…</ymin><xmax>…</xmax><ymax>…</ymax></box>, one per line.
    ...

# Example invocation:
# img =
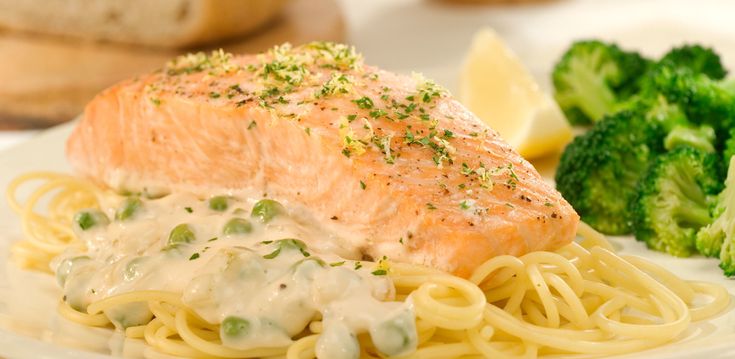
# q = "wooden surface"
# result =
<box><xmin>0</xmin><ymin>0</ymin><xmax>344</xmax><ymax>129</ymax></box>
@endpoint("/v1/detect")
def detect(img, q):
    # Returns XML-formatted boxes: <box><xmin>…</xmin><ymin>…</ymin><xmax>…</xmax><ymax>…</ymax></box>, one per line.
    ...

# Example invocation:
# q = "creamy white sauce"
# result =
<box><xmin>53</xmin><ymin>193</ymin><xmax>417</xmax><ymax>358</ymax></box>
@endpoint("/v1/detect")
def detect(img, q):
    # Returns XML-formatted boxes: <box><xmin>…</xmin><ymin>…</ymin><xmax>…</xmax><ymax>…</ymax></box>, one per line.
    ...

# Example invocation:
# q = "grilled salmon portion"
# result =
<box><xmin>67</xmin><ymin>43</ymin><xmax>579</xmax><ymax>277</ymax></box>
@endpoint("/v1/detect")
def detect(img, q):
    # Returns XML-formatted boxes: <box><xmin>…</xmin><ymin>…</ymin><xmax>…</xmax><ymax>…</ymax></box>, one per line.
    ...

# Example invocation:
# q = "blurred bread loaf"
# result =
<box><xmin>0</xmin><ymin>0</ymin><xmax>287</xmax><ymax>48</ymax></box>
<box><xmin>0</xmin><ymin>0</ymin><xmax>343</xmax><ymax>128</ymax></box>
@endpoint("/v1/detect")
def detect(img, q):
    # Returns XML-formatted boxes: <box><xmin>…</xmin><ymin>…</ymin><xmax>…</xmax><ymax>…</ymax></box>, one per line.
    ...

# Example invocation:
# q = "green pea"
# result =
<box><xmin>124</xmin><ymin>257</ymin><xmax>148</xmax><ymax>281</ymax></box>
<box><xmin>315</xmin><ymin>323</ymin><xmax>359</xmax><ymax>359</ymax></box>
<box><xmin>105</xmin><ymin>301</ymin><xmax>153</xmax><ymax>329</ymax></box>
<box><xmin>369</xmin><ymin>309</ymin><xmax>418</xmax><ymax>356</ymax></box>
<box><xmin>56</xmin><ymin>256</ymin><xmax>91</xmax><ymax>287</ymax></box>
<box><xmin>209</xmin><ymin>196</ymin><xmax>229</xmax><ymax>212</ymax></box>
<box><xmin>263</xmin><ymin>238</ymin><xmax>310</xmax><ymax>259</ymax></box>
<box><xmin>291</xmin><ymin>257</ymin><xmax>325</xmax><ymax>281</ymax></box>
<box><xmin>168</xmin><ymin>224</ymin><xmax>195</xmax><ymax>246</ymax></box>
<box><xmin>142</xmin><ymin>188</ymin><xmax>167</xmax><ymax>199</ymax></box>
<box><xmin>221</xmin><ymin>316</ymin><xmax>251</xmax><ymax>338</ymax></box>
<box><xmin>280</xmin><ymin>239</ymin><xmax>309</xmax><ymax>255</ymax></box>
<box><xmin>162</xmin><ymin>244</ymin><xmax>184</xmax><ymax>255</ymax></box>
<box><xmin>223</xmin><ymin>218</ymin><xmax>253</xmax><ymax>235</ymax></box>
<box><xmin>116</xmin><ymin>197</ymin><xmax>142</xmax><ymax>221</ymax></box>
<box><xmin>74</xmin><ymin>210</ymin><xmax>109</xmax><ymax>231</ymax></box>
<box><xmin>250</xmin><ymin>199</ymin><xmax>285</xmax><ymax>223</ymax></box>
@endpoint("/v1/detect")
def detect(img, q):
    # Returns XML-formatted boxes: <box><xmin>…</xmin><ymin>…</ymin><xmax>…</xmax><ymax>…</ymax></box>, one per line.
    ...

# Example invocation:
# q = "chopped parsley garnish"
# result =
<box><xmin>263</xmin><ymin>248</ymin><xmax>281</xmax><ymax>259</ymax></box>
<box><xmin>460</xmin><ymin>164</ymin><xmax>477</xmax><ymax>176</ymax></box>
<box><xmin>165</xmin><ymin>49</ymin><xmax>237</xmax><ymax>76</ymax></box>
<box><xmin>415</xmin><ymin>76</ymin><xmax>445</xmax><ymax>103</ymax></box>
<box><xmin>248</xmin><ymin>121</ymin><xmax>257</xmax><ymax>130</ymax></box>
<box><xmin>347</xmin><ymin>114</ymin><xmax>357</xmax><ymax>122</ymax></box>
<box><xmin>426</xmin><ymin>203</ymin><xmax>437</xmax><ymax>210</ymax></box>
<box><xmin>226</xmin><ymin>84</ymin><xmax>245</xmax><ymax>99</ymax></box>
<box><xmin>459</xmin><ymin>200</ymin><xmax>471</xmax><ymax>210</ymax></box>
<box><xmin>330</xmin><ymin>261</ymin><xmax>345</xmax><ymax>267</ymax></box>
<box><xmin>475</xmin><ymin>164</ymin><xmax>493</xmax><ymax>189</ymax></box>
<box><xmin>371</xmin><ymin>135</ymin><xmax>395</xmax><ymax>164</ymax></box>
<box><xmin>460</xmin><ymin>163</ymin><xmax>496</xmax><ymax>190</ymax></box>
<box><xmin>360</xmin><ymin>180</ymin><xmax>366</xmax><ymax>190</ymax></box>
<box><xmin>209</xmin><ymin>91</ymin><xmax>221</xmax><ymax>99</ymax></box>
<box><xmin>354</xmin><ymin>262</ymin><xmax>363</xmax><ymax>270</ymax></box>
<box><xmin>305</xmin><ymin>41</ymin><xmax>362</xmax><ymax>70</ymax></box>
<box><xmin>150</xmin><ymin>98</ymin><xmax>161</xmax><ymax>106</ymax></box>
<box><xmin>371</xmin><ymin>269</ymin><xmax>387</xmax><ymax>276</ymax></box>
<box><xmin>353</xmin><ymin>96</ymin><xmax>374</xmax><ymax>109</ymax></box>
<box><xmin>507</xmin><ymin>164</ymin><xmax>520</xmax><ymax>181</ymax></box>
<box><xmin>184</xmin><ymin>207</ymin><xmax>193</xmax><ymax>213</ymax></box>
<box><xmin>316</xmin><ymin>72</ymin><xmax>352</xmax><ymax>98</ymax></box>
<box><xmin>405</xmin><ymin>129</ymin><xmax>454</xmax><ymax>168</ymax></box>
<box><xmin>189</xmin><ymin>253</ymin><xmax>200</xmax><ymax>260</ymax></box>
<box><xmin>207</xmin><ymin>237</ymin><xmax>218</xmax><ymax>242</ymax></box>
<box><xmin>404</xmin><ymin>129</ymin><xmax>415</xmax><ymax>143</ymax></box>
<box><xmin>369</xmin><ymin>109</ymin><xmax>387</xmax><ymax>118</ymax></box>
<box><xmin>544</xmin><ymin>202</ymin><xmax>554</xmax><ymax>207</ymax></box>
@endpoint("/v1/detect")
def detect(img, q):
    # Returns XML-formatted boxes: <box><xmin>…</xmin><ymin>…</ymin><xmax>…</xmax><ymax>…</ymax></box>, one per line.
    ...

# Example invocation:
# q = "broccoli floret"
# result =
<box><xmin>624</xmin><ymin>93</ymin><xmax>689</xmax><ymax>131</ymax></box>
<box><xmin>724</xmin><ymin>128</ymin><xmax>735</xmax><ymax>165</ymax></box>
<box><xmin>697</xmin><ymin>157</ymin><xmax>735</xmax><ymax>275</ymax></box>
<box><xmin>555</xmin><ymin>110</ymin><xmax>665</xmax><ymax>234</ymax></box>
<box><xmin>722</xmin><ymin>77</ymin><xmax>735</xmax><ymax>94</ymax></box>
<box><xmin>659</xmin><ymin>44</ymin><xmax>727</xmax><ymax>80</ymax></box>
<box><xmin>650</xmin><ymin>65</ymin><xmax>735</xmax><ymax>132</ymax></box>
<box><xmin>552</xmin><ymin>40</ymin><xmax>650</xmax><ymax>125</ymax></box>
<box><xmin>664</xmin><ymin>124</ymin><xmax>716</xmax><ymax>153</ymax></box>
<box><xmin>632</xmin><ymin>147</ymin><xmax>722</xmax><ymax>257</ymax></box>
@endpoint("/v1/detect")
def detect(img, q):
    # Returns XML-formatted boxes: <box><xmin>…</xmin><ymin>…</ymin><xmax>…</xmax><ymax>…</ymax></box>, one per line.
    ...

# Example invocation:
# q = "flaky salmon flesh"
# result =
<box><xmin>67</xmin><ymin>42</ymin><xmax>579</xmax><ymax>277</ymax></box>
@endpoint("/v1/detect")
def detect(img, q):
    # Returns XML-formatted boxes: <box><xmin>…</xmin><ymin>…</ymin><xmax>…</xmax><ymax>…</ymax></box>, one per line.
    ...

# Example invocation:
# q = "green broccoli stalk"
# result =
<box><xmin>664</xmin><ymin>124</ymin><xmax>716</xmax><ymax>153</ymax></box>
<box><xmin>696</xmin><ymin>156</ymin><xmax>735</xmax><ymax>259</ymax></box>
<box><xmin>632</xmin><ymin>147</ymin><xmax>722</xmax><ymax>257</ymax></box>
<box><xmin>552</xmin><ymin>40</ymin><xmax>650</xmax><ymax>125</ymax></box>
<box><xmin>659</xmin><ymin>44</ymin><xmax>727</xmax><ymax>80</ymax></box>
<box><xmin>555</xmin><ymin>110</ymin><xmax>665</xmax><ymax>234</ymax></box>
<box><xmin>697</xmin><ymin>157</ymin><xmax>735</xmax><ymax>275</ymax></box>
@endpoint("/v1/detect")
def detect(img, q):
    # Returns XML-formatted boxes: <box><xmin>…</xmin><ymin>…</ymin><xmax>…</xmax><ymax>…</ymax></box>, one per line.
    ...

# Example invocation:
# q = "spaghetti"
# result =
<box><xmin>7</xmin><ymin>172</ymin><xmax>731</xmax><ymax>358</ymax></box>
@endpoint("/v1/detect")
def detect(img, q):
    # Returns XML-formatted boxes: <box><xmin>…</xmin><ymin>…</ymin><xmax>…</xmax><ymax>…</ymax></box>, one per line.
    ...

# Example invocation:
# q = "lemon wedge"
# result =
<box><xmin>459</xmin><ymin>28</ymin><xmax>572</xmax><ymax>159</ymax></box>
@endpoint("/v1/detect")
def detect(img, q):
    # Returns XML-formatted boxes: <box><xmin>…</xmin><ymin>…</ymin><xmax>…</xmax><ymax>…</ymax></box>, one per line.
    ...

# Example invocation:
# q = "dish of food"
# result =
<box><xmin>0</xmin><ymin>40</ymin><xmax>734</xmax><ymax>359</ymax></box>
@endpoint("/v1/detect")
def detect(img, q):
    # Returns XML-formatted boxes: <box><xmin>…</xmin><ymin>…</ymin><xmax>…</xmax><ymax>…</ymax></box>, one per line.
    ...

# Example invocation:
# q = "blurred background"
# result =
<box><xmin>0</xmin><ymin>0</ymin><xmax>733</xmax><ymax>150</ymax></box>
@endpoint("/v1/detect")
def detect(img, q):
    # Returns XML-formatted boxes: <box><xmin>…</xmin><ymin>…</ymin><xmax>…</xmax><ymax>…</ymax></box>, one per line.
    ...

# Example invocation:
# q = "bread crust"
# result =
<box><xmin>0</xmin><ymin>0</ymin><xmax>288</xmax><ymax>48</ymax></box>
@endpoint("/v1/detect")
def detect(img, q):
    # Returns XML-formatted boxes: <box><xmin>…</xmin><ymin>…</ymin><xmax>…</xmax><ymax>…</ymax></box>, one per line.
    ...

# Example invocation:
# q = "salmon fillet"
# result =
<box><xmin>66</xmin><ymin>43</ymin><xmax>579</xmax><ymax>277</ymax></box>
